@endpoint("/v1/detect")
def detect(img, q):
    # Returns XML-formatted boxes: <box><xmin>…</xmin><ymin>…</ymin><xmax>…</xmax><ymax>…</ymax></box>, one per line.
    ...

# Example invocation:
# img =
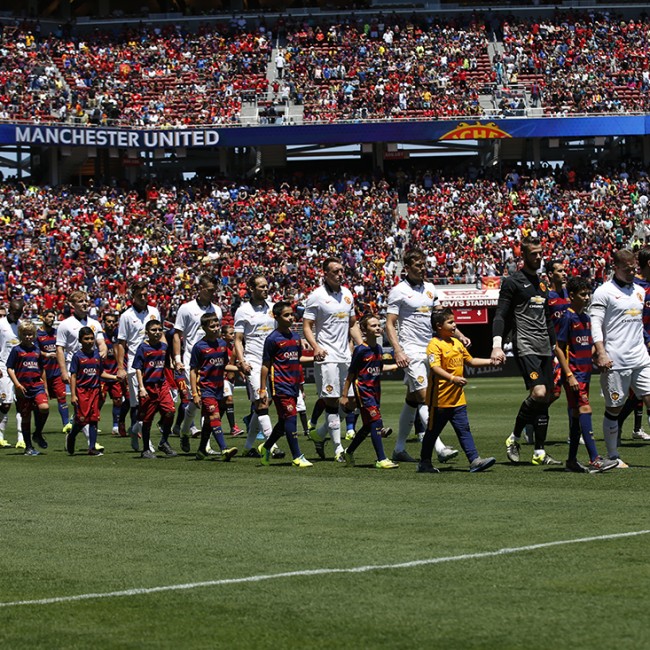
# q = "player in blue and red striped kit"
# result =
<box><xmin>258</xmin><ymin>301</ymin><xmax>312</xmax><ymax>468</ymax></box>
<box><xmin>189</xmin><ymin>313</ymin><xmax>238</xmax><ymax>461</ymax></box>
<box><xmin>340</xmin><ymin>314</ymin><xmax>398</xmax><ymax>469</ymax></box>
<box><xmin>132</xmin><ymin>319</ymin><xmax>177</xmax><ymax>459</ymax></box>
<box><xmin>101</xmin><ymin>311</ymin><xmax>128</xmax><ymax>437</ymax></box>
<box><xmin>7</xmin><ymin>321</ymin><xmax>50</xmax><ymax>455</ymax></box>
<box><xmin>37</xmin><ymin>308</ymin><xmax>70</xmax><ymax>433</ymax></box>
<box><xmin>555</xmin><ymin>277</ymin><xmax>617</xmax><ymax>473</ymax></box>
<box><xmin>67</xmin><ymin>327</ymin><xmax>113</xmax><ymax>456</ymax></box>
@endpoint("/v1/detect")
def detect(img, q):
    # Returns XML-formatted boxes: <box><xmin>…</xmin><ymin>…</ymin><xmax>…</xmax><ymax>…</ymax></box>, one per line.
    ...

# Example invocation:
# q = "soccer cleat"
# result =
<box><xmin>307</xmin><ymin>421</ymin><xmax>316</xmax><ymax>436</ymax></box>
<box><xmin>118</xmin><ymin>422</ymin><xmax>127</xmax><ymax>437</ymax></box>
<box><xmin>112</xmin><ymin>426</ymin><xmax>120</xmax><ymax>436</ymax></box>
<box><xmin>392</xmin><ymin>449</ymin><xmax>416</xmax><ymax>463</ymax></box>
<box><xmin>416</xmin><ymin>460</ymin><xmax>440</xmax><ymax>473</ymax></box>
<box><xmin>0</xmin><ymin>438</ymin><xmax>11</xmax><ymax>448</ymax></box>
<box><xmin>437</xmin><ymin>447</ymin><xmax>459</xmax><ymax>463</ymax></box>
<box><xmin>33</xmin><ymin>434</ymin><xmax>48</xmax><ymax>450</ymax></box>
<box><xmin>469</xmin><ymin>456</ymin><xmax>496</xmax><ymax>473</ymax></box>
<box><xmin>609</xmin><ymin>457</ymin><xmax>630</xmax><ymax>469</ymax></box>
<box><xmin>344</xmin><ymin>450</ymin><xmax>355</xmax><ymax>466</ymax></box>
<box><xmin>505</xmin><ymin>435</ymin><xmax>521</xmax><ymax>463</ymax></box>
<box><xmin>65</xmin><ymin>433</ymin><xmax>75</xmax><ymax>455</ymax></box>
<box><xmin>588</xmin><ymin>456</ymin><xmax>618</xmax><ymax>473</ymax></box>
<box><xmin>292</xmin><ymin>454</ymin><xmax>313</xmax><ymax>468</ymax></box>
<box><xmin>95</xmin><ymin>442</ymin><xmax>104</xmax><ymax>453</ymax></box>
<box><xmin>335</xmin><ymin>450</ymin><xmax>346</xmax><ymax>463</ymax></box>
<box><xmin>141</xmin><ymin>450</ymin><xmax>157</xmax><ymax>459</ymax></box>
<box><xmin>243</xmin><ymin>447</ymin><xmax>261</xmax><ymax>458</ymax></box>
<box><xmin>190</xmin><ymin>425</ymin><xmax>201</xmax><ymax>439</ymax></box>
<box><xmin>222</xmin><ymin>447</ymin><xmax>238</xmax><ymax>462</ymax></box>
<box><xmin>531</xmin><ymin>451</ymin><xmax>562</xmax><ymax>466</ymax></box>
<box><xmin>271</xmin><ymin>446</ymin><xmax>286</xmax><ymax>459</ymax></box>
<box><xmin>230</xmin><ymin>425</ymin><xmax>244</xmax><ymax>437</ymax></box>
<box><xmin>157</xmin><ymin>442</ymin><xmax>178</xmax><ymax>457</ymax></box>
<box><xmin>308</xmin><ymin>429</ymin><xmax>327</xmax><ymax>460</ymax></box>
<box><xmin>180</xmin><ymin>434</ymin><xmax>191</xmax><ymax>453</ymax></box>
<box><xmin>62</xmin><ymin>422</ymin><xmax>72</xmax><ymax>435</ymax></box>
<box><xmin>15</xmin><ymin>440</ymin><xmax>26</xmax><ymax>450</ymax></box>
<box><xmin>88</xmin><ymin>448</ymin><xmax>103</xmax><ymax>456</ymax></box>
<box><xmin>345</xmin><ymin>429</ymin><xmax>355</xmax><ymax>441</ymax></box>
<box><xmin>195</xmin><ymin>450</ymin><xmax>209</xmax><ymax>460</ymax></box>
<box><xmin>206</xmin><ymin>448</ymin><xmax>220</xmax><ymax>456</ymax></box>
<box><xmin>258</xmin><ymin>443</ymin><xmax>271</xmax><ymax>466</ymax></box>
<box><xmin>375</xmin><ymin>458</ymin><xmax>399</xmax><ymax>469</ymax></box>
<box><xmin>24</xmin><ymin>447</ymin><xmax>40</xmax><ymax>456</ymax></box>
<box><xmin>632</xmin><ymin>428</ymin><xmax>650</xmax><ymax>441</ymax></box>
<box><xmin>380</xmin><ymin>427</ymin><xmax>393</xmax><ymax>438</ymax></box>
<box><xmin>565</xmin><ymin>459</ymin><xmax>589</xmax><ymax>473</ymax></box>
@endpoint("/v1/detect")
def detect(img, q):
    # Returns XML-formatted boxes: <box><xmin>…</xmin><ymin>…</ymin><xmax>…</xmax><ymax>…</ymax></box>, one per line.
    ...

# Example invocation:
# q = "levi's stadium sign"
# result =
<box><xmin>436</xmin><ymin>286</ymin><xmax>500</xmax><ymax>309</ymax></box>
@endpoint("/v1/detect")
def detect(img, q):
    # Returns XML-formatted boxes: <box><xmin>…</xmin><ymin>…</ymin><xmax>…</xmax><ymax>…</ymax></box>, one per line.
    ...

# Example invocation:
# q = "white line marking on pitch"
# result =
<box><xmin>2</xmin><ymin>529</ymin><xmax>648</xmax><ymax>609</ymax></box>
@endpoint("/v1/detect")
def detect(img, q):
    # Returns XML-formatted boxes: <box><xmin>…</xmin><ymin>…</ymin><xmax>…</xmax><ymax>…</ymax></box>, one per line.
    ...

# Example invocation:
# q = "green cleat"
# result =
<box><xmin>292</xmin><ymin>454</ymin><xmax>313</xmax><ymax>468</ymax></box>
<box><xmin>376</xmin><ymin>458</ymin><xmax>399</xmax><ymax>469</ymax></box>
<box><xmin>15</xmin><ymin>440</ymin><xmax>26</xmax><ymax>450</ymax></box>
<box><xmin>505</xmin><ymin>434</ymin><xmax>520</xmax><ymax>463</ymax></box>
<box><xmin>531</xmin><ymin>451</ymin><xmax>562</xmax><ymax>466</ymax></box>
<box><xmin>62</xmin><ymin>423</ymin><xmax>73</xmax><ymax>435</ymax></box>
<box><xmin>222</xmin><ymin>447</ymin><xmax>238</xmax><ymax>462</ymax></box>
<box><xmin>258</xmin><ymin>443</ymin><xmax>270</xmax><ymax>466</ymax></box>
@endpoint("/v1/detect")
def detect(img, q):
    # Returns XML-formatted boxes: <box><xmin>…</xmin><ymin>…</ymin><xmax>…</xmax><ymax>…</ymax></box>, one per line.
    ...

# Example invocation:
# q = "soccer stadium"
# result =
<box><xmin>1</xmin><ymin>1</ymin><xmax>650</xmax><ymax>647</ymax></box>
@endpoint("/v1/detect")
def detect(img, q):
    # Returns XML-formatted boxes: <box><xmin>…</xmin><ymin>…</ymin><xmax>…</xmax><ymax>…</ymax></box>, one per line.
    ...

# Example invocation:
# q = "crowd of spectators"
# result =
<box><xmin>497</xmin><ymin>12</ymin><xmax>650</xmax><ymax>115</ymax></box>
<box><xmin>3</xmin><ymin>10</ymin><xmax>649</xmax><ymax>125</ymax></box>
<box><xmin>0</xmin><ymin>174</ymin><xmax>402</xmax><ymax>322</ymax></box>
<box><xmin>1</xmin><ymin>163</ymin><xmax>649</xmax><ymax>322</ymax></box>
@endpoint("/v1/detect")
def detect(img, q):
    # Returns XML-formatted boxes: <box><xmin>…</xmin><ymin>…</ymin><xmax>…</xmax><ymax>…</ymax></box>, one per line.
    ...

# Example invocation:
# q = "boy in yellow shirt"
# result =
<box><xmin>417</xmin><ymin>308</ymin><xmax>497</xmax><ymax>474</ymax></box>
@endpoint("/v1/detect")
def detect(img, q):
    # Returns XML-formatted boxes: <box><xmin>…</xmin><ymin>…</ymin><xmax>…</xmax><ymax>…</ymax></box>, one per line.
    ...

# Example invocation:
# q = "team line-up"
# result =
<box><xmin>1</xmin><ymin>243</ymin><xmax>649</xmax><ymax>473</ymax></box>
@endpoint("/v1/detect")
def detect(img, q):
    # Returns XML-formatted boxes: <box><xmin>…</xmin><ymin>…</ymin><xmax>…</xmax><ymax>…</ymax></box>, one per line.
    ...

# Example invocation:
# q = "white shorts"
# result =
<box><xmin>127</xmin><ymin>371</ymin><xmax>140</xmax><ymax>408</ymax></box>
<box><xmin>600</xmin><ymin>365</ymin><xmax>650</xmax><ymax>409</ymax></box>
<box><xmin>315</xmin><ymin>362</ymin><xmax>352</xmax><ymax>399</ymax></box>
<box><xmin>245</xmin><ymin>363</ymin><xmax>264</xmax><ymax>402</ymax></box>
<box><xmin>0</xmin><ymin>375</ymin><xmax>14</xmax><ymax>405</ymax></box>
<box><xmin>403</xmin><ymin>357</ymin><xmax>429</xmax><ymax>393</ymax></box>
<box><xmin>223</xmin><ymin>379</ymin><xmax>233</xmax><ymax>399</ymax></box>
<box><xmin>297</xmin><ymin>390</ymin><xmax>306</xmax><ymax>413</ymax></box>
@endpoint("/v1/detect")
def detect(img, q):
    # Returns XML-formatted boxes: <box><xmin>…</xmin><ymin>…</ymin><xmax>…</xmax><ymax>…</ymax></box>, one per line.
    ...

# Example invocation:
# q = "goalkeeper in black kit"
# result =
<box><xmin>490</xmin><ymin>236</ymin><xmax>562</xmax><ymax>466</ymax></box>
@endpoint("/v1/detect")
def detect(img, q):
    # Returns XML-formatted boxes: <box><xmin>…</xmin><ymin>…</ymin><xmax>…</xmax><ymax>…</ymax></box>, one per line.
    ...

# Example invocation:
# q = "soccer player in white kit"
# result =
<box><xmin>233</xmin><ymin>274</ymin><xmax>277</xmax><ymax>456</ymax></box>
<box><xmin>173</xmin><ymin>274</ymin><xmax>223</xmax><ymax>453</ymax></box>
<box><xmin>55</xmin><ymin>290</ymin><xmax>107</xmax><ymax>451</ymax></box>
<box><xmin>591</xmin><ymin>248</ymin><xmax>650</xmax><ymax>468</ymax></box>
<box><xmin>303</xmin><ymin>257</ymin><xmax>363</xmax><ymax>461</ymax></box>
<box><xmin>0</xmin><ymin>299</ymin><xmax>25</xmax><ymax>448</ymax></box>
<box><xmin>116</xmin><ymin>280</ymin><xmax>161</xmax><ymax>451</ymax></box>
<box><xmin>385</xmin><ymin>249</ymin><xmax>460</xmax><ymax>463</ymax></box>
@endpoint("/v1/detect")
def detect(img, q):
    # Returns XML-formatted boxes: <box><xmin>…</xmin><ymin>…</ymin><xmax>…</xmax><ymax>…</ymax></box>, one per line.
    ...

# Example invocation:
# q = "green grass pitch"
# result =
<box><xmin>1</xmin><ymin>377</ymin><xmax>649</xmax><ymax>649</ymax></box>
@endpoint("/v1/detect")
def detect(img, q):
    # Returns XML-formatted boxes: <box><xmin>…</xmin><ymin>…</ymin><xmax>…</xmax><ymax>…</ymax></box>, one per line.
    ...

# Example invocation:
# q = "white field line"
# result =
<box><xmin>2</xmin><ymin>529</ymin><xmax>649</xmax><ymax>609</ymax></box>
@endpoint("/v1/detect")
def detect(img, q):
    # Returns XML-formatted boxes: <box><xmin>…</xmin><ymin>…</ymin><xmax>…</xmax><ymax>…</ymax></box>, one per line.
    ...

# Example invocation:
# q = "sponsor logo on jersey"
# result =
<box><xmin>530</xmin><ymin>296</ymin><xmax>546</xmax><ymax>305</ymax></box>
<box><xmin>624</xmin><ymin>309</ymin><xmax>641</xmax><ymax>317</ymax></box>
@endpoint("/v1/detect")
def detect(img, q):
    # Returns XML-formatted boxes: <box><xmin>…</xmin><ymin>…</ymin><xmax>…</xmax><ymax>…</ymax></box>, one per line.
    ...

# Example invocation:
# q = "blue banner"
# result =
<box><xmin>1</xmin><ymin>115</ymin><xmax>648</xmax><ymax>149</ymax></box>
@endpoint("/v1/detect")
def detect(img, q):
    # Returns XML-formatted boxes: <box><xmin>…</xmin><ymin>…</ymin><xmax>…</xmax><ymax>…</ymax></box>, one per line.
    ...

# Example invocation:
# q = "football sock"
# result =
<box><xmin>396</xmin><ymin>401</ymin><xmax>418</xmax><ymax>452</ymax></box>
<box><xmin>634</xmin><ymin>406</ymin><xmax>643</xmax><ymax>432</ymax></box>
<box><xmin>257</xmin><ymin>411</ymin><xmax>272</xmax><ymax>439</ymax></box>
<box><xmin>603</xmin><ymin>411</ymin><xmax>619</xmax><ymax>458</ymax></box>
<box><xmin>198</xmin><ymin>421</ymin><xmax>211</xmax><ymax>454</ymax></box>
<box><xmin>369</xmin><ymin>421</ymin><xmax>387</xmax><ymax>461</ymax></box>
<box><xmin>310</xmin><ymin>398</ymin><xmax>325</xmax><ymax>427</ymax></box>
<box><xmin>345</xmin><ymin>410</ymin><xmax>357</xmax><ymax>433</ymax></box>
<box><xmin>616</xmin><ymin>396</ymin><xmax>636</xmax><ymax>432</ymax></box>
<box><xmin>0</xmin><ymin>411</ymin><xmax>8</xmax><ymax>438</ymax></box>
<box><xmin>34</xmin><ymin>408</ymin><xmax>49</xmax><ymax>435</ymax></box>
<box><xmin>225</xmin><ymin>404</ymin><xmax>235</xmax><ymax>430</ymax></box>
<box><xmin>414</xmin><ymin>410</ymin><xmax>425</xmax><ymax>439</ymax></box>
<box><xmin>579</xmin><ymin>413</ymin><xmax>599</xmax><ymax>461</ymax></box>
<box><xmin>118</xmin><ymin>401</ymin><xmax>129</xmax><ymax>426</ymax></box>
<box><xmin>283</xmin><ymin>417</ymin><xmax>301</xmax><ymax>459</ymax></box>
<box><xmin>244</xmin><ymin>412</ymin><xmax>260</xmax><ymax>449</ymax></box>
<box><xmin>15</xmin><ymin>413</ymin><xmax>24</xmax><ymax>443</ymax></box>
<box><xmin>299</xmin><ymin>410</ymin><xmax>308</xmax><ymax>434</ymax></box>
<box><xmin>130</xmin><ymin>406</ymin><xmax>139</xmax><ymax>427</ymax></box>
<box><xmin>211</xmin><ymin>425</ymin><xmax>227</xmax><ymax>451</ymax></box>
<box><xmin>531</xmin><ymin>401</ymin><xmax>549</xmax><ymax>449</ymax></box>
<box><xmin>181</xmin><ymin>402</ymin><xmax>198</xmax><ymax>435</ymax></box>
<box><xmin>174</xmin><ymin>402</ymin><xmax>186</xmax><ymax>428</ymax></box>
<box><xmin>264</xmin><ymin>421</ymin><xmax>284</xmax><ymax>449</ymax></box>
<box><xmin>568</xmin><ymin>416</ymin><xmax>581</xmax><ymax>462</ymax></box>
<box><xmin>159</xmin><ymin>413</ymin><xmax>173</xmax><ymax>444</ymax></box>
<box><xmin>88</xmin><ymin>423</ymin><xmax>98</xmax><ymax>450</ymax></box>
<box><xmin>141</xmin><ymin>422</ymin><xmax>152</xmax><ymax>450</ymax></box>
<box><xmin>58</xmin><ymin>400</ymin><xmax>70</xmax><ymax>426</ymax></box>
<box><xmin>112</xmin><ymin>405</ymin><xmax>121</xmax><ymax>428</ymax></box>
<box><xmin>326</xmin><ymin>407</ymin><xmax>342</xmax><ymax>451</ymax></box>
<box><xmin>513</xmin><ymin>397</ymin><xmax>535</xmax><ymax>438</ymax></box>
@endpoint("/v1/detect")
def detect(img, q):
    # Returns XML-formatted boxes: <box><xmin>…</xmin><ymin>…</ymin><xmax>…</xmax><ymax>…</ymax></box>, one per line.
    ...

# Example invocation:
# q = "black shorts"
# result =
<box><xmin>515</xmin><ymin>354</ymin><xmax>554</xmax><ymax>391</ymax></box>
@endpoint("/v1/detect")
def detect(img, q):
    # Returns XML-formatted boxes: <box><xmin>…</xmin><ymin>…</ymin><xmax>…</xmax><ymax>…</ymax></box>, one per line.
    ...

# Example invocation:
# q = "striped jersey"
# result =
<box><xmin>70</xmin><ymin>348</ymin><xmax>102</xmax><ymax>390</ymax></box>
<box><xmin>548</xmin><ymin>286</ymin><xmax>570</xmax><ymax>336</ymax></box>
<box><xmin>132</xmin><ymin>341</ymin><xmax>167</xmax><ymax>385</ymax></box>
<box><xmin>348</xmin><ymin>342</ymin><xmax>383</xmax><ymax>406</ymax></box>
<box><xmin>6</xmin><ymin>343</ymin><xmax>45</xmax><ymax>393</ymax></box>
<box><xmin>556</xmin><ymin>308</ymin><xmax>592</xmax><ymax>382</ymax></box>
<box><xmin>263</xmin><ymin>329</ymin><xmax>302</xmax><ymax>398</ymax></box>
<box><xmin>190</xmin><ymin>338</ymin><xmax>230</xmax><ymax>399</ymax></box>
<box><xmin>36</xmin><ymin>328</ymin><xmax>61</xmax><ymax>378</ymax></box>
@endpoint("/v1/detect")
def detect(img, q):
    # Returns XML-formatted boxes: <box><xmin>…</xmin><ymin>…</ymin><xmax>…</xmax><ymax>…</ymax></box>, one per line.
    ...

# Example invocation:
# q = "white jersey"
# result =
<box><xmin>55</xmin><ymin>315</ymin><xmax>104</xmax><ymax>367</ymax></box>
<box><xmin>117</xmin><ymin>304</ymin><xmax>161</xmax><ymax>371</ymax></box>
<box><xmin>590</xmin><ymin>279</ymin><xmax>649</xmax><ymax>370</ymax></box>
<box><xmin>233</xmin><ymin>299</ymin><xmax>275</xmax><ymax>365</ymax></box>
<box><xmin>303</xmin><ymin>284</ymin><xmax>355</xmax><ymax>364</ymax></box>
<box><xmin>174</xmin><ymin>299</ymin><xmax>223</xmax><ymax>364</ymax></box>
<box><xmin>386</xmin><ymin>280</ymin><xmax>438</xmax><ymax>356</ymax></box>
<box><xmin>0</xmin><ymin>317</ymin><xmax>20</xmax><ymax>371</ymax></box>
